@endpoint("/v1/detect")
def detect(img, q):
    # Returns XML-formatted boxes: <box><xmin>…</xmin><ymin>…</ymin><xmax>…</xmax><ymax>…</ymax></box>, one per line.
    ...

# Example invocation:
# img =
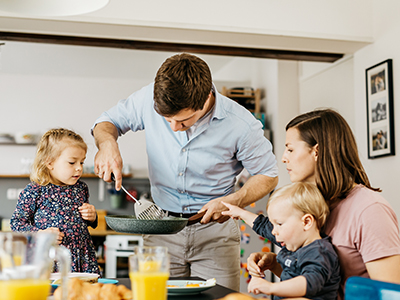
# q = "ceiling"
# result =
<box><xmin>0</xmin><ymin>0</ymin><xmax>373</xmax><ymax>62</ymax></box>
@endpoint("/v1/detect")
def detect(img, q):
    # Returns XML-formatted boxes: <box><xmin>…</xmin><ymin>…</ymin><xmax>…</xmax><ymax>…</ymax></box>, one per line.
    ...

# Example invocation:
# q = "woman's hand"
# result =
<box><xmin>40</xmin><ymin>227</ymin><xmax>64</xmax><ymax>245</ymax></box>
<box><xmin>247</xmin><ymin>251</ymin><xmax>280</xmax><ymax>277</ymax></box>
<box><xmin>79</xmin><ymin>203</ymin><xmax>97</xmax><ymax>223</ymax></box>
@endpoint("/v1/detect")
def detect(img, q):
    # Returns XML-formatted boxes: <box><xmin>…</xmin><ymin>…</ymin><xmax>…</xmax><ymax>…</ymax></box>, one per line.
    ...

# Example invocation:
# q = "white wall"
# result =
<box><xmin>298</xmin><ymin>0</ymin><xmax>400</xmax><ymax>218</ymax></box>
<box><xmin>299</xmin><ymin>56</ymin><xmax>355</xmax><ymax>128</ymax></box>
<box><xmin>352</xmin><ymin>0</ymin><xmax>400</xmax><ymax>217</ymax></box>
<box><xmin>0</xmin><ymin>42</ymin><xmax>278</xmax><ymax>177</ymax></box>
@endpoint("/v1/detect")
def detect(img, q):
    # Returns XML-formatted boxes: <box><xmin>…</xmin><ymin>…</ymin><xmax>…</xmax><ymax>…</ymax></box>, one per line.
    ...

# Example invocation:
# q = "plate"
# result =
<box><xmin>105</xmin><ymin>215</ymin><xmax>188</xmax><ymax>234</ymax></box>
<box><xmin>167</xmin><ymin>278</ymin><xmax>216</xmax><ymax>295</ymax></box>
<box><xmin>51</xmin><ymin>278</ymin><xmax>118</xmax><ymax>288</ymax></box>
<box><xmin>50</xmin><ymin>272</ymin><xmax>100</xmax><ymax>287</ymax></box>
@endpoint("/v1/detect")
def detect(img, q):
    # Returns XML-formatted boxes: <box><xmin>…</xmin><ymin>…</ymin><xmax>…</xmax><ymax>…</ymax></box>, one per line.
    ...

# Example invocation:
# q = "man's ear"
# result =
<box><xmin>302</xmin><ymin>214</ymin><xmax>315</xmax><ymax>231</ymax></box>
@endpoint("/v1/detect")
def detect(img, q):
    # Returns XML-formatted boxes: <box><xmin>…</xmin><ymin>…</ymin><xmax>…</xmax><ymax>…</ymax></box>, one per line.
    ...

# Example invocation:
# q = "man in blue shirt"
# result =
<box><xmin>92</xmin><ymin>53</ymin><xmax>278</xmax><ymax>290</ymax></box>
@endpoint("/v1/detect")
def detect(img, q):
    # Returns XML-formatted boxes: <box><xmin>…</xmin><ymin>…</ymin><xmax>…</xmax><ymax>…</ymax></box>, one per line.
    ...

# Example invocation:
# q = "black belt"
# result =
<box><xmin>165</xmin><ymin>211</ymin><xmax>199</xmax><ymax>218</ymax></box>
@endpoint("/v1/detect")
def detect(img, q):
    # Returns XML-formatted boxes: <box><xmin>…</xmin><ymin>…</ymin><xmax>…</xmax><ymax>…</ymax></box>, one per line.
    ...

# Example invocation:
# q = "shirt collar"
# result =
<box><xmin>211</xmin><ymin>83</ymin><xmax>228</xmax><ymax>121</ymax></box>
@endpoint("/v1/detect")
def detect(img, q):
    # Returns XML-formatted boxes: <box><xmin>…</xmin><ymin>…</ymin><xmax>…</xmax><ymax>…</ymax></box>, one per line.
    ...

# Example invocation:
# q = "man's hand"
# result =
<box><xmin>198</xmin><ymin>194</ymin><xmax>239</xmax><ymax>224</ymax></box>
<box><xmin>93</xmin><ymin>122</ymin><xmax>123</xmax><ymax>190</ymax></box>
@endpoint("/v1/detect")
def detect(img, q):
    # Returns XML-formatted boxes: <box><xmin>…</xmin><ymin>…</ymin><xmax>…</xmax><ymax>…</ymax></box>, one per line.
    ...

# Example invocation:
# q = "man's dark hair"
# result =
<box><xmin>154</xmin><ymin>53</ymin><xmax>212</xmax><ymax>116</ymax></box>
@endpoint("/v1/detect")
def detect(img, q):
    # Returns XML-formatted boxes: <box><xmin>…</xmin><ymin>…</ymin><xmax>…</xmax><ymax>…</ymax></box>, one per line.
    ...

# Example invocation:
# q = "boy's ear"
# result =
<box><xmin>302</xmin><ymin>214</ymin><xmax>315</xmax><ymax>231</ymax></box>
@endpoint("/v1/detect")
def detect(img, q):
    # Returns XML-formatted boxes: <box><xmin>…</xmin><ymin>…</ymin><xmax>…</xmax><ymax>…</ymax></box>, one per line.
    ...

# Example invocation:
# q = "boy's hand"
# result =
<box><xmin>247</xmin><ymin>252</ymin><xmax>279</xmax><ymax>277</ymax></box>
<box><xmin>248</xmin><ymin>276</ymin><xmax>273</xmax><ymax>295</ymax></box>
<box><xmin>221</xmin><ymin>201</ymin><xmax>246</xmax><ymax>220</ymax></box>
<box><xmin>79</xmin><ymin>203</ymin><xmax>97</xmax><ymax>222</ymax></box>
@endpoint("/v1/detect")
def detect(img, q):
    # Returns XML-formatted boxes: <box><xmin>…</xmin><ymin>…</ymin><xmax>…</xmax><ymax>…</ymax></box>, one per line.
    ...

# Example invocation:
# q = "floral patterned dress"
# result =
<box><xmin>10</xmin><ymin>180</ymin><xmax>100</xmax><ymax>275</ymax></box>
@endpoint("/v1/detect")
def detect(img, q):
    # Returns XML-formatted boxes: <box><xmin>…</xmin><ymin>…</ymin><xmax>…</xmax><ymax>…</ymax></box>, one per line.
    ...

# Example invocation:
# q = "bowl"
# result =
<box><xmin>105</xmin><ymin>215</ymin><xmax>188</xmax><ymax>234</ymax></box>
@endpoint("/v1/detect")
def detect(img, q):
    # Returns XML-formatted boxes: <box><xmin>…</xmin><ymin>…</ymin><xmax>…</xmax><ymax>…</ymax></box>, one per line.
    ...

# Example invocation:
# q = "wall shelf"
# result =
<box><xmin>0</xmin><ymin>174</ymin><xmax>133</xmax><ymax>178</ymax></box>
<box><xmin>221</xmin><ymin>86</ymin><xmax>261</xmax><ymax>113</ymax></box>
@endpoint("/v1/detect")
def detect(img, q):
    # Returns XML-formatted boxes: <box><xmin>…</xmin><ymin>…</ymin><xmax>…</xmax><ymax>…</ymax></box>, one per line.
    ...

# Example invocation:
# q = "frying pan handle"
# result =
<box><xmin>187</xmin><ymin>211</ymin><xmax>206</xmax><ymax>226</ymax></box>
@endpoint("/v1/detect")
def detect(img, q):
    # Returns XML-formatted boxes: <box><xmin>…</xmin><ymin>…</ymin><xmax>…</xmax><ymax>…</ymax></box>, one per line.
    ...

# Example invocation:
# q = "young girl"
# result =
<box><xmin>222</xmin><ymin>182</ymin><xmax>340</xmax><ymax>300</ymax></box>
<box><xmin>10</xmin><ymin>128</ymin><xmax>100</xmax><ymax>275</ymax></box>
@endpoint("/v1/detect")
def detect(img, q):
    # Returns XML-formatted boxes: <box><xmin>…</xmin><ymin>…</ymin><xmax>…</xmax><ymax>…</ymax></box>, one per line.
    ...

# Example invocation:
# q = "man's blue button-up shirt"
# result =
<box><xmin>93</xmin><ymin>83</ymin><xmax>278</xmax><ymax>213</ymax></box>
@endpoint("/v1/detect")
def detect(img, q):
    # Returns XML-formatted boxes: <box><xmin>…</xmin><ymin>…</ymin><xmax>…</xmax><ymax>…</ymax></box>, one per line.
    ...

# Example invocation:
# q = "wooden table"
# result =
<box><xmin>118</xmin><ymin>277</ymin><xmax>238</xmax><ymax>300</ymax></box>
<box><xmin>50</xmin><ymin>277</ymin><xmax>238</xmax><ymax>300</ymax></box>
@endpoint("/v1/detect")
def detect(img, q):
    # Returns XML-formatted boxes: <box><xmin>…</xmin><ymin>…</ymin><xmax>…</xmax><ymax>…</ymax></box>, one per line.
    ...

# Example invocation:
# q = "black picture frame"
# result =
<box><xmin>366</xmin><ymin>59</ymin><xmax>395</xmax><ymax>159</ymax></box>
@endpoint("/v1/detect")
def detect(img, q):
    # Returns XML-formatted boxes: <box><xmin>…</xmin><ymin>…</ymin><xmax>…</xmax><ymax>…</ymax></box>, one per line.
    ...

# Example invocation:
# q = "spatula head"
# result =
<box><xmin>135</xmin><ymin>198</ymin><xmax>166</xmax><ymax>220</ymax></box>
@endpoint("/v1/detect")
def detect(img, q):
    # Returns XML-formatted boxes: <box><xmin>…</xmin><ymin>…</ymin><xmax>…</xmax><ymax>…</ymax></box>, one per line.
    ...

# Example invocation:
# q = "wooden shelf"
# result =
<box><xmin>89</xmin><ymin>228</ymin><xmax>141</xmax><ymax>236</ymax></box>
<box><xmin>221</xmin><ymin>86</ymin><xmax>261</xmax><ymax>113</ymax></box>
<box><xmin>0</xmin><ymin>173</ymin><xmax>133</xmax><ymax>179</ymax></box>
<box><xmin>0</xmin><ymin>143</ymin><xmax>36</xmax><ymax>146</ymax></box>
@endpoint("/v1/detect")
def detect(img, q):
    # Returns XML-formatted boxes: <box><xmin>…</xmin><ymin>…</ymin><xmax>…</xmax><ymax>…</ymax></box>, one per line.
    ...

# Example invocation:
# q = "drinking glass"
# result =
<box><xmin>0</xmin><ymin>232</ymin><xmax>70</xmax><ymax>300</ymax></box>
<box><xmin>129</xmin><ymin>246</ymin><xmax>169</xmax><ymax>300</ymax></box>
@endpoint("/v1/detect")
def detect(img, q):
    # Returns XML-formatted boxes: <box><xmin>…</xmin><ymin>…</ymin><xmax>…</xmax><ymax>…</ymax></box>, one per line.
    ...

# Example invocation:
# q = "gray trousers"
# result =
<box><xmin>143</xmin><ymin>218</ymin><xmax>241</xmax><ymax>291</ymax></box>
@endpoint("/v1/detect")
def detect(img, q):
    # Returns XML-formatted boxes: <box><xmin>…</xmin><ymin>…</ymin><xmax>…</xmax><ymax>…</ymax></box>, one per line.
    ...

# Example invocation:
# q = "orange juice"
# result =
<box><xmin>13</xmin><ymin>255</ymin><xmax>23</xmax><ymax>266</ymax></box>
<box><xmin>130</xmin><ymin>272</ymin><xmax>169</xmax><ymax>300</ymax></box>
<box><xmin>139</xmin><ymin>260</ymin><xmax>161</xmax><ymax>272</ymax></box>
<box><xmin>0</xmin><ymin>279</ymin><xmax>50</xmax><ymax>300</ymax></box>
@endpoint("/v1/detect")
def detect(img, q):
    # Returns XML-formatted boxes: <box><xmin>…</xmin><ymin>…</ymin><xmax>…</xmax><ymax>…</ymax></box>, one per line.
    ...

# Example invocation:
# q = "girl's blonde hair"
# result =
<box><xmin>30</xmin><ymin>128</ymin><xmax>87</xmax><ymax>186</ymax></box>
<box><xmin>267</xmin><ymin>182</ymin><xmax>329</xmax><ymax>230</ymax></box>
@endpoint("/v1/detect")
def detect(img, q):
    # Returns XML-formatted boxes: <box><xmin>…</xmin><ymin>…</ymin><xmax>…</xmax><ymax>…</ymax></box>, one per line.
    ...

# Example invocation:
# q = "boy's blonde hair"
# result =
<box><xmin>30</xmin><ymin>128</ymin><xmax>87</xmax><ymax>186</ymax></box>
<box><xmin>267</xmin><ymin>182</ymin><xmax>329</xmax><ymax>230</ymax></box>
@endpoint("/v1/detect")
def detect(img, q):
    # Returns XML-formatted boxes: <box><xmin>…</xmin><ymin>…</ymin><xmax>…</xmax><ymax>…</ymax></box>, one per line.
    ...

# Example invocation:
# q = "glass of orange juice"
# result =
<box><xmin>0</xmin><ymin>232</ymin><xmax>71</xmax><ymax>300</ymax></box>
<box><xmin>129</xmin><ymin>246</ymin><xmax>169</xmax><ymax>300</ymax></box>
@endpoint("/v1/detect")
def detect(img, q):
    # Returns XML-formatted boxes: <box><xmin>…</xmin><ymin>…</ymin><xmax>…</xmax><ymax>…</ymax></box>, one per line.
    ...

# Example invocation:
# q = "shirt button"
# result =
<box><xmin>179</xmin><ymin>172</ymin><xmax>183</xmax><ymax>176</ymax></box>
<box><xmin>182</xmin><ymin>148</ymin><xmax>186</xmax><ymax>152</ymax></box>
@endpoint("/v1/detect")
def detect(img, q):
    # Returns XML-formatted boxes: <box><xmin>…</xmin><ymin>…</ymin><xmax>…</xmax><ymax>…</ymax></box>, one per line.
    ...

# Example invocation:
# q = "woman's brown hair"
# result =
<box><xmin>153</xmin><ymin>53</ymin><xmax>212</xmax><ymax>116</ymax></box>
<box><xmin>286</xmin><ymin>109</ymin><xmax>380</xmax><ymax>208</ymax></box>
<box><xmin>31</xmin><ymin>128</ymin><xmax>87</xmax><ymax>186</ymax></box>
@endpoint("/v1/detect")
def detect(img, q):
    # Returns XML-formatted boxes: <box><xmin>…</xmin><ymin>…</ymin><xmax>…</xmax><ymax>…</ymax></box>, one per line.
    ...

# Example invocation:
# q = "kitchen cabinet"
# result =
<box><xmin>221</xmin><ymin>86</ymin><xmax>261</xmax><ymax>113</ymax></box>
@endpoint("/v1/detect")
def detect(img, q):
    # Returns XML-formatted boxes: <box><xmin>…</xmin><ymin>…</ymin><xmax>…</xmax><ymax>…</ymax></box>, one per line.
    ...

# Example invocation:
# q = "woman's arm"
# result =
<box><xmin>366</xmin><ymin>255</ymin><xmax>400</xmax><ymax>283</ymax></box>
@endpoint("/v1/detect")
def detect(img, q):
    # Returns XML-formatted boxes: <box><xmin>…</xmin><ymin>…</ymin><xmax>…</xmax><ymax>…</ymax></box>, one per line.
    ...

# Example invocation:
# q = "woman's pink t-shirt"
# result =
<box><xmin>325</xmin><ymin>184</ymin><xmax>400</xmax><ymax>299</ymax></box>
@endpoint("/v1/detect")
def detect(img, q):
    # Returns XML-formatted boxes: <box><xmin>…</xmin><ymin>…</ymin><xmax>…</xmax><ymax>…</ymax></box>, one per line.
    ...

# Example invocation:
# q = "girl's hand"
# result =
<box><xmin>221</xmin><ymin>201</ymin><xmax>246</xmax><ymax>220</ymax></box>
<box><xmin>40</xmin><ymin>227</ymin><xmax>64</xmax><ymax>245</ymax></box>
<box><xmin>248</xmin><ymin>276</ymin><xmax>273</xmax><ymax>295</ymax></box>
<box><xmin>79</xmin><ymin>203</ymin><xmax>97</xmax><ymax>222</ymax></box>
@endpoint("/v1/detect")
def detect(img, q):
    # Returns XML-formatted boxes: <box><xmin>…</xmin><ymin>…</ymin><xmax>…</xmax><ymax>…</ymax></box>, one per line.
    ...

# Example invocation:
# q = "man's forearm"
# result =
<box><xmin>235</xmin><ymin>174</ymin><xmax>278</xmax><ymax>208</ymax></box>
<box><xmin>93</xmin><ymin>122</ymin><xmax>119</xmax><ymax>149</ymax></box>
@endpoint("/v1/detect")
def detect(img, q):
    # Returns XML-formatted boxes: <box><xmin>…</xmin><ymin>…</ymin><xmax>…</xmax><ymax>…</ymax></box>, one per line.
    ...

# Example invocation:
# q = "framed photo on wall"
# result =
<box><xmin>366</xmin><ymin>59</ymin><xmax>395</xmax><ymax>159</ymax></box>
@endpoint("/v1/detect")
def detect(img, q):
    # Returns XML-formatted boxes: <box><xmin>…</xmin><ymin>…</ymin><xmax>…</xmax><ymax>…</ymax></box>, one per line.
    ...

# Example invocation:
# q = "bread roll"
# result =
<box><xmin>217</xmin><ymin>293</ymin><xmax>257</xmax><ymax>300</ymax></box>
<box><xmin>117</xmin><ymin>284</ymin><xmax>133</xmax><ymax>300</ymax></box>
